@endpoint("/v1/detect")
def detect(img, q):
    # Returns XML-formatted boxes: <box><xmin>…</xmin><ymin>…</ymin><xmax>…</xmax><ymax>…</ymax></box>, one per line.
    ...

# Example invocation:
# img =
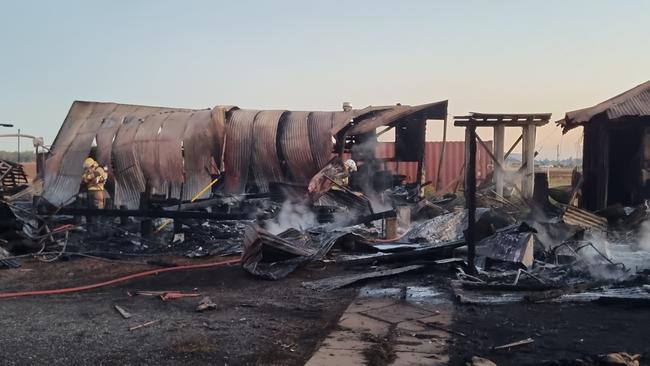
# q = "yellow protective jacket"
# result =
<box><xmin>330</xmin><ymin>171</ymin><xmax>350</xmax><ymax>191</ymax></box>
<box><xmin>82</xmin><ymin>165</ymin><xmax>108</xmax><ymax>191</ymax></box>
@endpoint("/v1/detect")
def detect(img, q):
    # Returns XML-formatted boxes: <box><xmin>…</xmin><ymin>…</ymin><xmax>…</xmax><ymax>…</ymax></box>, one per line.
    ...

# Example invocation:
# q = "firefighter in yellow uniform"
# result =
<box><xmin>82</xmin><ymin>157</ymin><xmax>108</xmax><ymax>209</ymax></box>
<box><xmin>331</xmin><ymin>159</ymin><xmax>357</xmax><ymax>190</ymax></box>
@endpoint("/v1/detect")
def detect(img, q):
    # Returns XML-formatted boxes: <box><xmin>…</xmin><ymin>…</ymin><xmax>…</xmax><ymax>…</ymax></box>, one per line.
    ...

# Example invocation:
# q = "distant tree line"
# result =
<box><xmin>0</xmin><ymin>150</ymin><xmax>36</xmax><ymax>163</ymax></box>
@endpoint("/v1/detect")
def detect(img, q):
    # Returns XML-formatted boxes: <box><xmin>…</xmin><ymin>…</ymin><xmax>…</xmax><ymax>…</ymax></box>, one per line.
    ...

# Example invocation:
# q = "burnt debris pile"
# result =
<box><xmin>1</xmin><ymin>94</ymin><xmax>650</xmax><ymax>312</ymax></box>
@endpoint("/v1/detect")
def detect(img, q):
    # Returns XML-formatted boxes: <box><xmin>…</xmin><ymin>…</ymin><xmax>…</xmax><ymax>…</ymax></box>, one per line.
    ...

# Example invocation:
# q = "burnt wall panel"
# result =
<box><xmin>280</xmin><ymin>111</ymin><xmax>316</xmax><ymax>184</ymax></box>
<box><xmin>112</xmin><ymin>116</ymin><xmax>146</xmax><ymax>209</ymax></box>
<box><xmin>251</xmin><ymin>110</ymin><xmax>286</xmax><ymax>192</ymax></box>
<box><xmin>581</xmin><ymin>119</ymin><xmax>609</xmax><ymax>211</ymax></box>
<box><xmin>223</xmin><ymin>109</ymin><xmax>259</xmax><ymax>193</ymax></box>
<box><xmin>183</xmin><ymin>109</ymin><xmax>224</xmax><ymax>200</ymax></box>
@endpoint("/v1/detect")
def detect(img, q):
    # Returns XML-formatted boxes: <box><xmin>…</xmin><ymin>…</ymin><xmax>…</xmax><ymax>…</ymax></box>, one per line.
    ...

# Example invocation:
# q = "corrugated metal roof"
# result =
<box><xmin>251</xmin><ymin>110</ymin><xmax>286</xmax><ymax>192</ymax></box>
<box><xmin>280</xmin><ymin>111</ymin><xmax>315</xmax><ymax>184</ymax></box>
<box><xmin>134</xmin><ymin>111</ymin><xmax>174</xmax><ymax>191</ymax></box>
<box><xmin>308</xmin><ymin>111</ymin><xmax>344</xmax><ymax>169</ymax></box>
<box><xmin>43</xmin><ymin>101</ymin><xmax>184</xmax><ymax>206</ymax></box>
<box><xmin>45</xmin><ymin>100</ymin><xmax>452</xmax><ymax>203</ymax></box>
<box><xmin>223</xmin><ymin>109</ymin><xmax>259</xmax><ymax>193</ymax></box>
<box><xmin>560</xmin><ymin>80</ymin><xmax>650</xmax><ymax>132</ymax></box>
<box><xmin>182</xmin><ymin>109</ymin><xmax>226</xmax><ymax>201</ymax></box>
<box><xmin>112</xmin><ymin>116</ymin><xmax>146</xmax><ymax>209</ymax></box>
<box><xmin>347</xmin><ymin>101</ymin><xmax>448</xmax><ymax>135</ymax></box>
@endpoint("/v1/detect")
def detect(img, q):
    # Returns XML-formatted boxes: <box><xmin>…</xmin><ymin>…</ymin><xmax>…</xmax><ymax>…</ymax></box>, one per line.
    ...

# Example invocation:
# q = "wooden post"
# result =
<box><xmin>465</xmin><ymin>126</ymin><xmax>477</xmax><ymax>275</ymax></box>
<box><xmin>140</xmin><ymin>183</ymin><xmax>153</xmax><ymax>237</ymax></box>
<box><xmin>415</xmin><ymin>117</ymin><xmax>427</xmax><ymax>194</ymax></box>
<box><xmin>521</xmin><ymin>124</ymin><xmax>536</xmax><ymax>198</ymax></box>
<box><xmin>494</xmin><ymin>124</ymin><xmax>505</xmax><ymax>196</ymax></box>
<box><xmin>119</xmin><ymin>205</ymin><xmax>128</xmax><ymax>226</ymax></box>
<box><xmin>435</xmin><ymin>116</ymin><xmax>448</xmax><ymax>191</ymax></box>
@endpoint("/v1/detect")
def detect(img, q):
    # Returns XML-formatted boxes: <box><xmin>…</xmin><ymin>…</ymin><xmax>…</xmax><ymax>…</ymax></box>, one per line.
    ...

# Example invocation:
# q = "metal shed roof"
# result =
<box><xmin>44</xmin><ymin>100</ymin><xmax>448</xmax><ymax>204</ymax></box>
<box><xmin>558</xmin><ymin>80</ymin><xmax>650</xmax><ymax>132</ymax></box>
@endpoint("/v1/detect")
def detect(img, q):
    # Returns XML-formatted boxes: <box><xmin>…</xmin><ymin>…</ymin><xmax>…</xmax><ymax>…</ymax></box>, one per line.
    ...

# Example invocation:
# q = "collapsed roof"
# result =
<box><xmin>42</xmin><ymin>100</ymin><xmax>447</xmax><ymax>208</ymax></box>
<box><xmin>558</xmin><ymin>80</ymin><xmax>650</xmax><ymax>133</ymax></box>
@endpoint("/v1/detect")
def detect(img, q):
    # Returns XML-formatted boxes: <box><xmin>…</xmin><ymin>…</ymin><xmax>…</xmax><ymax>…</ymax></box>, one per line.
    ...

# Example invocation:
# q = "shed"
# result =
<box><xmin>42</xmin><ymin>100</ymin><xmax>447</xmax><ymax>208</ymax></box>
<box><xmin>558</xmin><ymin>80</ymin><xmax>650</xmax><ymax>210</ymax></box>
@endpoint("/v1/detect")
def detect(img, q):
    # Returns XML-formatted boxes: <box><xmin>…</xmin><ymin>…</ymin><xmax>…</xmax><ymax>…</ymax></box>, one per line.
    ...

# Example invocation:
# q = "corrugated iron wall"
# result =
<box><xmin>374</xmin><ymin>141</ymin><xmax>493</xmax><ymax>192</ymax></box>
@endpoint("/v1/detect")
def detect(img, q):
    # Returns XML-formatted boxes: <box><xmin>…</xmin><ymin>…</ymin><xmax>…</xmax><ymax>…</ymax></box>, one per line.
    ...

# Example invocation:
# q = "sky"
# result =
<box><xmin>1</xmin><ymin>0</ymin><xmax>649</xmax><ymax>159</ymax></box>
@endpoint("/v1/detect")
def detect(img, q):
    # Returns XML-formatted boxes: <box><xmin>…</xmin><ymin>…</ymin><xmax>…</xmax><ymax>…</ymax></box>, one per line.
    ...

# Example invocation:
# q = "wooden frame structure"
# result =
<box><xmin>454</xmin><ymin>113</ymin><xmax>550</xmax><ymax>198</ymax></box>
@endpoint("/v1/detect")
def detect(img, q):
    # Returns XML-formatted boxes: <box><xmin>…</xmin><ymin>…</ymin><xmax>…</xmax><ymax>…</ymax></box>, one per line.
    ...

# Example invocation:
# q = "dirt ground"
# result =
<box><xmin>0</xmin><ymin>257</ymin><xmax>356</xmax><ymax>366</ymax></box>
<box><xmin>1</xmin><ymin>258</ymin><xmax>649</xmax><ymax>366</ymax></box>
<box><xmin>449</xmin><ymin>301</ymin><xmax>650</xmax><ymax>365</ymax></box>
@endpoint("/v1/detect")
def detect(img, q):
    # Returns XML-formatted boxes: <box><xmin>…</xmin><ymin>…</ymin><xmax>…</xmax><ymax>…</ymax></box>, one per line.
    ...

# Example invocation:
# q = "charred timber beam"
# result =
<box><xmin>465</xmin><ymin>126</ymin><xmax>478</xmax><ymax>275</ymax></box>
<box><xmin>342</xmin><ymin>240</ymin><xmax>466</xmax><ymax>266</ymax></box>
<box><xmin>54</xmin><ymin>207</ymin><xmax>250</xmax><ymax>220</ymax></box>
<box><xmin>350</xmin><ymin>209</ymin><xmax>396</xmax><ymax>226</ymax></box>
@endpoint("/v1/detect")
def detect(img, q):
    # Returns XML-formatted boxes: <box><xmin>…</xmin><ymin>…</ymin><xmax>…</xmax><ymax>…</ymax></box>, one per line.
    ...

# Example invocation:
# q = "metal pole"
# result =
<box><xmin>17</xmin><ymin>128</ymin><xmax>20</xmax><ymax>163</ymax></box>
<box><xmin>465</xmin><ymin>126</ymin><xmax>477</xmax><ymax>275</ymax></box>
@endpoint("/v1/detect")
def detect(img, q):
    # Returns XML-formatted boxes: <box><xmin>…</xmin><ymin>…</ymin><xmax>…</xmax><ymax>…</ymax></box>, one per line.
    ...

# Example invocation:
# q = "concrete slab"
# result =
<box><xmin>338</xmin><ymin>312</ymin><xmax>391</xmax><ymax>336</ymax></box>
<box><xmin>391</xmin><ymin>351</ymin><xmax>448</xmax><ymax>366</ymax></box>
<box><xmin>395</xmin><ymin>320</ymin><xmax>427</xmax><ymax>332</ymax></box>
<box><xmin>345</xmin><ymin>298</ymin><xmax>397</xmax><ymax>314</ymax></box>
<box><xmin>393</xmin><ymin>334</ymin><xmax>446</xmax><ymax>354</ymax></box>
<box><xmin>362</xmin><ymin>303</ymin><xmax>434</xmax><ymax>324</ymax></box>
<box><xmin>305</xmin><ymin>348</ymin><xmax>366</xmax><ymax>366</ymax></box>
<box><xmin>321</xmin><ymin>330</ymin><xmax>372</xmax><ymax>351</ymax></box>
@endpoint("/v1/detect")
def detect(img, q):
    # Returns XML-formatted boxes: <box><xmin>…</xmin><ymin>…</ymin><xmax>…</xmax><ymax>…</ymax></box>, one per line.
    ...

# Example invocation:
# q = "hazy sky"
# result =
<box><xmin>1</xmin><ymin>0</ymin><xmax>649</xmax><ymax>159</ymax></box>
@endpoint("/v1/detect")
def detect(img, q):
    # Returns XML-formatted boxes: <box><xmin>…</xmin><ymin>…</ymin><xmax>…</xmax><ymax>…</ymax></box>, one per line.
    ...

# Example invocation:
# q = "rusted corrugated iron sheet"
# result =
<box><xmin>44</xmin><ymin>102</ymin><xmax>118</xmax><ymax>206</ymax></box>
<box><xmin>134</xmin><ymin>111</ymin><xmax>174</xmax><ymax>192</ymax></box>
<box><xmin>560</xmin><ymin>80</ymin><xmax>650</xmax><ymax>132</ymax></box>
<box><xmin>157</xmin><ymin>111</ymin><xmax>190</xmax><ymax>184</ymax></box>
<box><xmin>112</xmin><ymin>116</ymin><xmax>146</xmax><ymax>209</ymax></box>
<box><xmin>251</xmin><ymin>110</ymin><xmax>286</xmax><ymax>192</ymax></box>
<box><xmin>347</xmin><ymin>101</ymin><xmax>448</xmax><ymax>136</ymax></box>
<box><xmin>46</xmin><ymin>100</ymin><xmax>454</xmax><ymax>203</ymax></box>
<box><xmin>158</xmin><ymin>111</ymin><xmax>194</xmax><ymax>199</ymax></box>
<box><xmin>110</xmin><ymin>109</ymin><xmax>222</xmax><ymax>208</ymax></box>
<box><xmin>223</xmin><ymin>109</ymin><xmax>259</xmax><ymax>193</ymax></box>
<box><xmin>309</xmin><ymin>111</ymin><xmax>352</xmax><ymax>168</ymax></box>
<box><xmin>182</xmin><ymin>109</ymin><xmax>225</xmax><ymax>201</ymax></box>
<box><xmin>95</xmin><ymin>116</ymin><xmax>123</xmax><ymax>173</ymax></box>
<box><xmin>374</xmin><ymin>141</ymin><xmax>493</xmax><ymax>192</ymax></box>
<box><xmin>43</xmin><ymin>101</ymin><xmax>182</xmax><ymax>206</ymax></box>
<box><xmin>280</xmin><ymin>111</ymin><xmax>315</xmax><ymax>184</ymax></box>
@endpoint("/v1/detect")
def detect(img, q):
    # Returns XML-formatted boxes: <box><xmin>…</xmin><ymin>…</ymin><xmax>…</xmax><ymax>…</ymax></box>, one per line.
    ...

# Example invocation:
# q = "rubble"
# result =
<box><xmin>196</xmin><ymin>296</ymin><xmax>217</xmax><ymax>312</ymax></box>
<box><xmin>114</xmin><ymin>304</ymin><xmax>133</xmax><ymax>319</ymax></box>
<box><xmin>302</xmin><ymin>265</ymin><xmax>425</xmax><ymax>291</ymax></box>
<box><xmin>1</xmin><ymin>95</ymin><xmax>650</xmax><ymax>365</ymax></box>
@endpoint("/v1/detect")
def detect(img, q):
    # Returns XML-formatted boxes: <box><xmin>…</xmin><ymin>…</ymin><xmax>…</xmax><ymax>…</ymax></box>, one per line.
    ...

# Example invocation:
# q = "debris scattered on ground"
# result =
<box><xmin>114</xmin><ymin>304</ymin><xmax>133</xmax><ymax>319</ymax></box>
<box><xmin>128</xmin><ymin>319</ymin><xmax>161</xmax><ymax>332</ymax></box>
<box><xmin>159</xmin><ymin>292</ymin><xmax>201</xmax><ymax>301</ymax></box>
<box><xmin>493</xmin><ymin>337</ymin><xmax>534</xmax><ymax>351</ymax></box>
<box><xmin>196</xmin><ymin>296</ymin><xmax>217</xmax><ymax>312</ymax></box>
<box><xmin>302</xmin><ymin>265</ymin><xmax>425</xmax><ymax>291</ymax></box>
<box><xmin>466</xmin><ymin>356</ymin><xmax>497</xmax><ymax>366</ymax></box>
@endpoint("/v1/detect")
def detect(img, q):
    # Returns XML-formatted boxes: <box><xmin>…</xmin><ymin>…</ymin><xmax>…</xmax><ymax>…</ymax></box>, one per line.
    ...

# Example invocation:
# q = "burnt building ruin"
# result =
<box><xmin>559</xmin><ymin>80</ymin><xmax>650</xmax><ymax>211</ymax></box>
<box><xmin>41</xmin><ymin>100</ymin><xmax>447</xmax><ymax>209</ymax></box>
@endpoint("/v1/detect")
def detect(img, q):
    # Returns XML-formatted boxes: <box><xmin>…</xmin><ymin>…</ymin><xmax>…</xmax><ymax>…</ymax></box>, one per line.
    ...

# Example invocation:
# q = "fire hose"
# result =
<box><xmin>0</xmin><ymin>257</ymin><xmax>240</xmax><ymax>300</ymax></box>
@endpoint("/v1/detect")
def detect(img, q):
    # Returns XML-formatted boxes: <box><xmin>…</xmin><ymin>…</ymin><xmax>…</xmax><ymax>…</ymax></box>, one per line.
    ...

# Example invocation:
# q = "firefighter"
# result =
<box><xmin>331</xmin><ymin>159</ymin><xmax>357</xmax><ymax>190</ymax></box>
<box><xmin>82</xmin><ymin>157</ymin><xmax>108</xmax><ymax>209</ymax></box>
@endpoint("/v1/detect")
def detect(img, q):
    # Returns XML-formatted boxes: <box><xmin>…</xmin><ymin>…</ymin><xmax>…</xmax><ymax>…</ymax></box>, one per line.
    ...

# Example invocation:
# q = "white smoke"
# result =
<box><xmin>265</xmin><ymin>200</ymin><xmax>317</xmax><ymax>235</ymax></box>
<box><xmin>637</xmin><ymin>219</ymin><xmax>650</xmax><ymax>251</ymax></box>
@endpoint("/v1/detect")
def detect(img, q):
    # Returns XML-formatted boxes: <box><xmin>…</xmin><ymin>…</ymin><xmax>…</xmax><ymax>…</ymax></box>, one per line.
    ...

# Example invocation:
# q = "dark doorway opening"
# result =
<box><xmin>608</xmin><ymin>127</ymin><xmax>643</xmax><ymax>206</ymax></box>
